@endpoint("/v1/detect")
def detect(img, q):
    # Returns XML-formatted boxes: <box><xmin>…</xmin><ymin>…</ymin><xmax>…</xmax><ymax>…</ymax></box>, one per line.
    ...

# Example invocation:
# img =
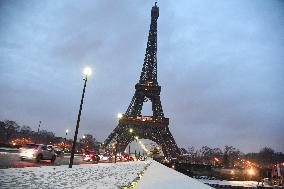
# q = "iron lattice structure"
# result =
<box><xmin>104</xmin><ymin>3</ymin><xmax>180</xmax><ymax>160</ymax></box>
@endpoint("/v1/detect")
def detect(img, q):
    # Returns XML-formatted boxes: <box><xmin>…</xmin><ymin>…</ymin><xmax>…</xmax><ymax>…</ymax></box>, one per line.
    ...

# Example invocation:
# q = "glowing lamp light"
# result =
<box><xmin>83</xmin><ymin>67</ymin><xmax>92</xmax><ymax>76</ymax></box>
<box><xmin>135</xmin><ymin>136</ymin><xmax>139</xmax><ymax>140</ymax></box>
<box><xmin>117</xmin><ymin>113</ymin><xmax>123</xmax><ymax>119</ymax></box>
<box><xmin>248</xmin><ymin>168</ymin><xmax>254</xmax><ymax>175</ymax></box>
<box><xmin>214</xmin><ymin>157</ymin><xmax>219</xmax><ymax>162</ymax></box>
<box><xmin>129</xmin><ymin>128</ymin><xmax>133</xmax><ymax>133</ymax></box>
<box><xmin>66</xmin><ymin>129</ymin><xmax>69</xmax><ymax>133</ymax></box>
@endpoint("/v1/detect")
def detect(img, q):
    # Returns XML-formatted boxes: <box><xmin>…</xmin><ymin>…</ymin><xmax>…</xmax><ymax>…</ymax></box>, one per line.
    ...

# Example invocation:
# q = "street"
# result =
<box><xmin>0</xmin><ymin>151</ymin><xmax>83</xmax><ymax>169</ymax></box>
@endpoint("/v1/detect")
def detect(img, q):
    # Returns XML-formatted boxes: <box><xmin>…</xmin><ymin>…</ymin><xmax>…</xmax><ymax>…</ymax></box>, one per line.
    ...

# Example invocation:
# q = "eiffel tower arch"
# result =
<box><xmin>104</xmin><ymin>3</ymin><xmax>180</xmax><ymax>160</ymax></box>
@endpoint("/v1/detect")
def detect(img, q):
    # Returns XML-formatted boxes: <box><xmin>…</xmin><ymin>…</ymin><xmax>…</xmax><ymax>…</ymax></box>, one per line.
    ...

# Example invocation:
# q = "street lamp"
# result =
<box><xmin>69</xmin><ymin>67</ymin><xmax>92</xmax><ymax>168</ymax></box>
<box><xmin>64</xmin><ymin>129</ymin><xmax>68</xmax><ymax>152</ymax></box>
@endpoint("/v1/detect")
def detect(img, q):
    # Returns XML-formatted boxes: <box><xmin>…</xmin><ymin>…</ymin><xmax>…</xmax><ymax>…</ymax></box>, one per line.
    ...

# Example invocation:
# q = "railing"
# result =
<box><xmin>122</xmin><ymin>115</ymin><xmax>168</xmax><ymax>124</ymax></box>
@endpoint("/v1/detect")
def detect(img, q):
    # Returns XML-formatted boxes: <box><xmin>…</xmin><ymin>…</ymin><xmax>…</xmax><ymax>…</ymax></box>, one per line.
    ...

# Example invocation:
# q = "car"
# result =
<box><xmin>81</xmin><ymin>150</ymin><xmax>100</xmax><ymax>163</ymax></box>
<box><xmin>99</xmin><ymin>154</ymin><xmax>111</xmax><ymax>162</ymax></box>
<box><xmin>52</xmin><ymin>146</ymin><xmax>64</xmax><ymax>157</ymax></box>
<box><xmin>19</xmin><ymin>143</ymin><xmax>56</xmax><ymax>163</ymax></box>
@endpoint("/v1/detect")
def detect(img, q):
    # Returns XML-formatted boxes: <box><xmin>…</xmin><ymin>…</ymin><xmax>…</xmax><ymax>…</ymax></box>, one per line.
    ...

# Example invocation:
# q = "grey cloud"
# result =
<box><xmin>0</xmin><ymin>0</ymin><xmax>283</xmax><ymax>153</ymax></box>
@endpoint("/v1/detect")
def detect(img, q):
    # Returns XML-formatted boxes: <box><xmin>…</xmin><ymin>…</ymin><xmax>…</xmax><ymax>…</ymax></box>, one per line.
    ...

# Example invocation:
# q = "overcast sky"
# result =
<box><xmin>0</xmin><ymin>0</ymin><xmax>283</xmax><ymax>153</ymax></box>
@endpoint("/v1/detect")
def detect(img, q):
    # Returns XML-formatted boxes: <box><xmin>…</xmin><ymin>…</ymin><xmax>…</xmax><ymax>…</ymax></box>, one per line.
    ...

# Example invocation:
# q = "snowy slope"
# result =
<box><xmin>136</xmin><ymin>161</ymin><xmax>212</xmax><ymax>189</ymax></box>
<box><xmin>0</xmin><ymin>161</ymin><xmax>148</xmax><ymax>189</ymax></box>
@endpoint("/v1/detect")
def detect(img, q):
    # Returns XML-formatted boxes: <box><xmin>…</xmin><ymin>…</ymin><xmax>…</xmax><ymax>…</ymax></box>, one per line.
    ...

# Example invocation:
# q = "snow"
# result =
<box><xmin>0</xmin><ymin>161</ymin><xmax>148</xmax><ymax>189</ymax></box>
<box><xmin>198</xmin><ymin>179</ymin><xmax>271</xmax><ymax>187</ymax></box>
<box><xmin>136</xmin><ymin>161</ymin><xmax>212</xmax><ymax>189</ymax></box>
<box><xmin>3</xmin><ymin>159</ymin><xmax>262</xmax><ymax>189</ymax></box>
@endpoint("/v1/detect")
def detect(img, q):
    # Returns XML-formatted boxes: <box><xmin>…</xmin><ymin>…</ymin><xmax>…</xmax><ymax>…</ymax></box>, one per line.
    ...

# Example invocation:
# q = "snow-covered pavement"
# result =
<box><xmin>0</xmin><ymin>160</ymin><xmax>216</xmax><ymax>189</ymax></box>
<box><xmin>136</xmin><ymin>161</ymin><xmax>212</xmax><ymax>189</ymax></box>
<box><xmin>0</xmin><ymin>161</ymin><xmax>148</xmax><ymax>189</ymax></box>
<box><xmin>198</xmin><ymin>179</ymin><xmax>271</xmax><ymax>188</ymax></box>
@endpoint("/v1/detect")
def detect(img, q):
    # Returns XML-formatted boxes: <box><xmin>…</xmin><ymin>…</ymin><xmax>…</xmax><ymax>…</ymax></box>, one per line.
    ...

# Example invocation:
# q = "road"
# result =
<box><xmin>0</xmin><ymin>151</ymin><xmax>85</xmax><ymax>169</ymax></box>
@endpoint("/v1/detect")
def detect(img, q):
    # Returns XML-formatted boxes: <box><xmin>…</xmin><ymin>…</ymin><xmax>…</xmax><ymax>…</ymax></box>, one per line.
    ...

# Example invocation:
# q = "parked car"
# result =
<box><xmin>52</xmin><ymin>146</ymin><xmax>64</xmax><ymax>157</ymax></box>
<box><xmin>81</xmin><ymin>150</ymin><xmax>100</xmax><ymax>163</ymax></box>
<box><xmin>19</xmin><ymin>143</ymin><xmax>56</xmax><ymax>163</ymax></box>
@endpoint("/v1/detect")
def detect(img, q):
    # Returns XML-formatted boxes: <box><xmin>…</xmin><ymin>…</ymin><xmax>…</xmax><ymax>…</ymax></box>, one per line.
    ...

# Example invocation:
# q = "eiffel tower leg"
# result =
<box><xmin>162</xmin><ymin>128</ymin><xmax>180</xmax><ymax>159</ymax></box>
<box><xmin>116</xmin><ymin>128</ymin><xmax>132</xmax><ymax>153</ymax></box>
<box><xmin>127</xmin><ymin>92</ymin><xmax>144</xmax><ymax>116</ymax></box>
<box><xmin>104</xmin><ymin>124</ymin><xmax>120</xmax><ymax>147</ymax></box>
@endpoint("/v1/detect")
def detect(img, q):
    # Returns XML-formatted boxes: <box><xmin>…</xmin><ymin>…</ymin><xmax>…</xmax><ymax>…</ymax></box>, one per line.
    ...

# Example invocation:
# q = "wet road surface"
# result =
<box><xmin>0</xmin><ymin>151</ymin><xmax>86</xmax><ymax>169</ymax></box>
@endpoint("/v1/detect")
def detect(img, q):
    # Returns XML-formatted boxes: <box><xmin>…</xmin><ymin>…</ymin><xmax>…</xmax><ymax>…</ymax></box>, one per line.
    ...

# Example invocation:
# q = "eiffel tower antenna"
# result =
<box><xmin>104</xmin><ymin>3</ymin><xmax>180</xmax><ymax>161</ymax></box>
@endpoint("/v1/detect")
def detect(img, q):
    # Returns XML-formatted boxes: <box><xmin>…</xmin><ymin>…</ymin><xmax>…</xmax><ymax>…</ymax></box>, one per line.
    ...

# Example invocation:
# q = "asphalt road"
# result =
<box><xmin>0</xmin><ymin>151</ymin><xmax>85</xmax><ymax>169</ymax></box>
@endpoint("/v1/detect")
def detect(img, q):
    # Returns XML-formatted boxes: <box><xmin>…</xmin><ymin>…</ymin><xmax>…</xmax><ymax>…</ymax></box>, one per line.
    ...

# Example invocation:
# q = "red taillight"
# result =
<box><xmin>82</xmin><ymin>153</ymin><xmax>85</xmax><ymax>156</ymax></box>
<box><xmin>90</xmin><ymin>154</ymin><xmax>94</xmax><ymax>157</ymax></box>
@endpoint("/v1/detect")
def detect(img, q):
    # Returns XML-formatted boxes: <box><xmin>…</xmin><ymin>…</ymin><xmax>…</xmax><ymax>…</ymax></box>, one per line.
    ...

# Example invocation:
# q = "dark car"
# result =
<box><xmin>53</xmin><ymin>147</ymin><xmax>64</xmax><ymax>157</ymax></box>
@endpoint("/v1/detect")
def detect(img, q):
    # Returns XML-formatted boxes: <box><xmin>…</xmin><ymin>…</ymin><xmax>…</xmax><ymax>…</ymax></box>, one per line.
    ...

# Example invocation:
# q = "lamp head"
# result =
<box><xmin>83</xmin><ymin>67</ymin><xmax>92</xmax><ymax>76</ymax></box>
<box><xmin>117</xmin><ymin>113</ymin><xmax>123</xmax><ymax>119</ymax></box>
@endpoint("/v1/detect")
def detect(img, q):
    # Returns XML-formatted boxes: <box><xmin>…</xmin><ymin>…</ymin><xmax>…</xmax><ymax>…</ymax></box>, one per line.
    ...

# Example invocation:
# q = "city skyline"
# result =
<box><xmin>0</xmin><ymin>0</ymin><xmax>283</xmax><ymax>153</ymax></box>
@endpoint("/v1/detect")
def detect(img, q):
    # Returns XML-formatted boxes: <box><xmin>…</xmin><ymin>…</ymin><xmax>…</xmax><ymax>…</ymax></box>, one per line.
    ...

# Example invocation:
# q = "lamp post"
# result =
<box><xmin>64</xmin><ymin>129</ymin><xmax>68</xmax><ymax>152</ymax></box>
<box><xmin>37</xmin><ymin>121</ymin><xmax>42</xmax><ymax>144</ymax></box>
<box><xmin>69</xmin><ymin>67</ymin><xmax>92</xmax><ymax>168</ymax></box>
<box><xmin>128</xmin><ymin>128</ymin><xmax>133</xmax><ymax>156</ymax></box>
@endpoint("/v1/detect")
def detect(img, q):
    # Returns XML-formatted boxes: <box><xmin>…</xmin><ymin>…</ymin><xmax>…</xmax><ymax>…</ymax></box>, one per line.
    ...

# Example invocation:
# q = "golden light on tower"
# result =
<box><xmin>117</xmin><ymin>113</ymin><xmax>123</xmax><ymax>119</ymax></box>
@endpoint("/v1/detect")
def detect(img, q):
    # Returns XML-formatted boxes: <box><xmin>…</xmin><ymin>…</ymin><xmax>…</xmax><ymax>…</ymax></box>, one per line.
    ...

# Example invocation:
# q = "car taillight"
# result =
<box><xmin>90</xmin><ymin>154</ymin><xmax>94</xmax><ymax>157</ymax></box>
<box><xmin>82</xmin><ymin>153</ymin><xmax>85</xmax><ymax>156</ymax></box>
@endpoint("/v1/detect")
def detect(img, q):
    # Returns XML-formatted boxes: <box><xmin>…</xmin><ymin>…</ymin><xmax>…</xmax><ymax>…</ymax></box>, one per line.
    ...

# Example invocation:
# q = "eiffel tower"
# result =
<box><xmin>104</xmin><ymin>3</ymin><xmax>180</xmax><ymax>160</ymax></box>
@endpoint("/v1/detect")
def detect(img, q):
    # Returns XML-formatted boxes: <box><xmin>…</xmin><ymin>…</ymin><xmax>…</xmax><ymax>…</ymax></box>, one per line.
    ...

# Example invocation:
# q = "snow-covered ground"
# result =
<box><xmin>136</xmin><ymin>161</ymin><xmax>212</xmax><ymax>189</ymax></box>
<box><xmin>198</xmin><ymin>179</ymin><xmax>271</xmax><ymax>188</ymax></box>
<box><xmin>0</xmin><ymin>161</ymin><xmax>149</xmax><ymax>189</ymax></box>
<box><xmin>2</xmin><ymin>159</ymin><xmax>274</xmax><ymax>189</ymax></box>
